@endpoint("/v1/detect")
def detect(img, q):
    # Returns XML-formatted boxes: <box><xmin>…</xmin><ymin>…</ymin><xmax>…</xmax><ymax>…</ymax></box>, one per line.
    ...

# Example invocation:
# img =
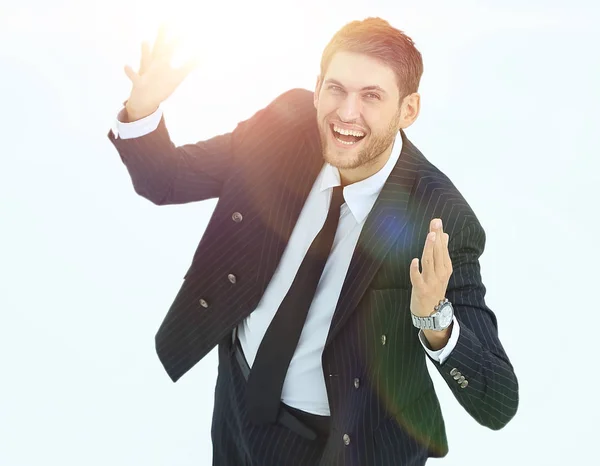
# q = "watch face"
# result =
<box><xmin>438</xmin><ymin>304</ymin><xmax>453</xmax><ymax>328</ymax></box>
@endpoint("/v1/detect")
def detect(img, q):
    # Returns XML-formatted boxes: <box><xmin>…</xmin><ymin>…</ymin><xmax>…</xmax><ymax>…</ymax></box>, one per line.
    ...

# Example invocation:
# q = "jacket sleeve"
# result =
<box><xmin>106</xmin><ymin>90</ymin><xmax>295</xmax><ymax>206</ymax></box>
<box><xmin>428</xmin><ymin>221</ymin><xmax>519</xmax><ymax>430</ymax></box>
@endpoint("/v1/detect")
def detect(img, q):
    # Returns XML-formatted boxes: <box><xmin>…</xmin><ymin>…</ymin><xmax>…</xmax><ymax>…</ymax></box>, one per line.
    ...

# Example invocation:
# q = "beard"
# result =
<box><xmin>319</xmin><ymin>111</ymin><xmax>401</xmax><ymax>170</ymax></box>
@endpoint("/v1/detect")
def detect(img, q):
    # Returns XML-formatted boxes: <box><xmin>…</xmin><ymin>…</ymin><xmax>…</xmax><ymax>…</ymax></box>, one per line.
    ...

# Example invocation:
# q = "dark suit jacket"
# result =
<box><xmin>108</xmin><ymin>88</ymin><xmax>518</xmax><ymax>464</ymax></box>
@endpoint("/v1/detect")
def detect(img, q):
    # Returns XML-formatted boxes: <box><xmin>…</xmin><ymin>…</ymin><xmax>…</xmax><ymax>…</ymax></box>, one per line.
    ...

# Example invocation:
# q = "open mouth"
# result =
<box><xmin>329</xmin><ymin>123</ymin><xmax>366</xmax><ymax>146</ymax></box>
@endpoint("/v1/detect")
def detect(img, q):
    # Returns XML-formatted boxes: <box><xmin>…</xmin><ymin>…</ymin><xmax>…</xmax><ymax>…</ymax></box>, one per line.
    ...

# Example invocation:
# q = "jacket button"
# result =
<box><xmin>232</xmin><ymin>212</ymin><xmax>243</xmax><ymax>223</ymax></box>
<box><xmin>199</xmin><ymin>299</ymin><xmax>209</xmax><ymax>309</ymax></box>
<box><xmin>227</xmin><ymin>274</ymin><xmax>237</xmax><ymax>284</ymax></box>
<box><xmin>381</xmin><ymin>334</ymin><xmax>387</xmax><ymax>345</ymax></box>
<box><xmin>457</xmin><ymin>375</ymin><xmax>466</xmax><ymax>384</ymax></box>
<box><xmin>453</xmin><ymin>372</ymin><xmax>462</xmax><ymax>380</ymax></box>
<box><xmin>460</xmin><ymin>380</ymin><xmax>469</xmax><ymax>389</ymax></box>
<box><xmin>343</xmin><ymin>433</ymin><xmax>351</xmax><ymax>446</ymax></box>
<box><xmin>450</xmin><ymin>368</ymin><xmax>459</xmax><ymax>377</ymax></box>
<box><xmin>353</xmin><ymin>378</ymin><xmax>360</xmax><ymax>389</ymax></box>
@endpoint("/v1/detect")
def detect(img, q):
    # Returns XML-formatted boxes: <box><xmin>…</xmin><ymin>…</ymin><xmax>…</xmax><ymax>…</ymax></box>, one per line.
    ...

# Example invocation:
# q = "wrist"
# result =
<box><xmin>124</xmin><ymin>102</ymin><xmax>158</xmax><ymax>122</ymax></box>
<box><xmin>423</xmin><ymin>323</ymin><xmax>453</xmax><ymax>350</ymax></box>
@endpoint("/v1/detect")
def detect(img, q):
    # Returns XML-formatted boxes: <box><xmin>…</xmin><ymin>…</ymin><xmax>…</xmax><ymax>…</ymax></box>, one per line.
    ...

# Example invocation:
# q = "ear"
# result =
<box><xmin>314</xmin><ymin>75</ymin><xmax>322</xmax><ymax>109</ymax></box>
<box><xmin>399</xmin><ymin>92</ymin><xmax>421</xmax><ymax>129</ymax></box>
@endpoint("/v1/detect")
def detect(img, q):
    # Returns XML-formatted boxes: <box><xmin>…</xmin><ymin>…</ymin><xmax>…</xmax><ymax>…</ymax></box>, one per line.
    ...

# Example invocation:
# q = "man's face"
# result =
<box><xmin>314</xmin><ymin>51</ymin><xmax>403</xmax><ymax>177</ymax></box>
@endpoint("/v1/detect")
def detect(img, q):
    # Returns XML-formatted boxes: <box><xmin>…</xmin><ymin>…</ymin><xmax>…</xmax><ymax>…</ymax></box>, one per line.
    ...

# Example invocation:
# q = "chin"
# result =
<box><xmin>323</xmin><ymin>148</ymin><xmax>362</xmax><ymax>170</ymax></box>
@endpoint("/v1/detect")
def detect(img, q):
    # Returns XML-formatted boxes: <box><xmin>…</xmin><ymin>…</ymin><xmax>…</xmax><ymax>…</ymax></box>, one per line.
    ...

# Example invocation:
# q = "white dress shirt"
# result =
<box><xmin>113</xmin><ymin>106</ymin><xmax>460</xmax><ymax>415</ymax></box>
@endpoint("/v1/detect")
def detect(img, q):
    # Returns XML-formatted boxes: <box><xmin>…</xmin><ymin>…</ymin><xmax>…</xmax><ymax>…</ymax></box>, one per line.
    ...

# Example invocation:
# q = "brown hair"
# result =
<box><xmin>320</xmin><ymin>17</ymin><xmax>424</xmax><ymax>100</ymax></box>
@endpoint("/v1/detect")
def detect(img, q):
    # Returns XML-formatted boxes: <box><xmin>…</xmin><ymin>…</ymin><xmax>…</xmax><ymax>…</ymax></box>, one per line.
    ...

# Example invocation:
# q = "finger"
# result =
<box><xmin>155</xmin><ymin>25</ymin><xmax>181</xmax><ymax>65</ymax></box>
<box><xmin>421</xmin><ymin>230</ymin><xmax>436</xmax><ymax>284</ymax></box>
<box><xmin>152</xmin><ymin>23</ymin><xmax>169</xmax><ymax>60</ymax></box>
<box><xmin>443</xmin><ymin>233</ymin><xmax>452</xmax><ymax>270</ymax></box>
<box><xmin>409</xmin><ymin>258</ymin><xmax>425</xmax><ymax>289</ymax></box>
<box><xmin>160</xmin><ymin>38</ymin><xmax>179</xmax><ymax>64</ymax></box>
<box><xmin>124</xmin><ymin>65</ymin><xmax>139</xmax><ymax>85</ymax></box>
<box><xmin>433</xmin><ymin>219</ymin><xmax>445</xmax><ymax>277</ymax></box>
<box><xmin>139</xmin><ymin>40</ymin><xmax>151</xmax><ymax>75</ymax></box>
<box><xmin>175</xmin><ymin>56</ymin><xmax>200</xmax><ymax>81</ymax></box>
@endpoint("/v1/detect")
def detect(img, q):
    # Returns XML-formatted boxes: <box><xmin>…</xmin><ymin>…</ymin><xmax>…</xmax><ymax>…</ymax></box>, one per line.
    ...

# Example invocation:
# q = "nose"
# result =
<box><xmin>336</xmin><ymin>94</ymin><xmax>361</xmax><ymax>122</ymax></box>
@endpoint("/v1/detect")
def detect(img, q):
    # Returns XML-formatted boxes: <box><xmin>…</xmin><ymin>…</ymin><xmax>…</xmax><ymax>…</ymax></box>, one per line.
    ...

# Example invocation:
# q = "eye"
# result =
<box><xmin>365</xmin><ymin>93</ymin><xmax>381</xmax><ymax>100</ymax></box>
<box><xmin>328</xmin><ymin>85</ymin><xmax>344</xmax><ymax>93</ymax></box>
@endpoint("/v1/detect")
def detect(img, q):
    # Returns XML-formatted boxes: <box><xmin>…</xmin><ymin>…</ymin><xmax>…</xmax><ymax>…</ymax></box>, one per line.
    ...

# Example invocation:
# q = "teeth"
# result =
<box><xmin>335</xmin><ymin>138</ymin><xmax>356</xmax><ymax>145</ymax></box>
<box><xmin>333</xmin><ymin>125</ymin><xmax>365</xmax><ymax>138</ymax></box>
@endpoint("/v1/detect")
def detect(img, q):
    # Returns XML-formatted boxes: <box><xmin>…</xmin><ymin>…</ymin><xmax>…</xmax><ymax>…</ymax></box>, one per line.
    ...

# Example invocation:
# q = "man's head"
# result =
<box><xmin>314</xmin><ymin>18</ymin><xmax>423</xmax><ymax>184</ymax></box>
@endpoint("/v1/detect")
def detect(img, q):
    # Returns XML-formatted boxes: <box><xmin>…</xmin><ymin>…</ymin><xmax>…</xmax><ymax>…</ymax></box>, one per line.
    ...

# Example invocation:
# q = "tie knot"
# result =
<box><xmin>331</xmin><ymin>186</ymin><xmax>345</xmax><ymax>211</ymax></box>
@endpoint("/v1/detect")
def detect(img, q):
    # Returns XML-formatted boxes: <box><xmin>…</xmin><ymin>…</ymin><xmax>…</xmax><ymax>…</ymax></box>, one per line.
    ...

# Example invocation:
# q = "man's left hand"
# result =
<box><xmin>409</xmin><ymin>218</ymin><xmax>453</xmax><ymax>318</ymax></box>
<box><xmin>410</xmin><ymin>218</ymin><xmax>454</xmax><ymax>349</ymax></box>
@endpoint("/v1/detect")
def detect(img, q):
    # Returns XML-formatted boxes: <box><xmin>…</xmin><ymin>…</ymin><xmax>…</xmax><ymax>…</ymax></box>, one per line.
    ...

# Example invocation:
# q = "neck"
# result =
<box><xmin>338</xmin><ymin>143</ymin><xmax>395</xmax><ymax>186</ymax></box>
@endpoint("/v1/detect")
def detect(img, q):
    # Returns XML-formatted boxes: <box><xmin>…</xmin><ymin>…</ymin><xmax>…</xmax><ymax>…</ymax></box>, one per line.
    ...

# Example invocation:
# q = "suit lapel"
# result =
<box><xmin>255</xmin><ymin>115</ymin><xmax>324</xmax><ymax>294</ymax></box>
<box><xmin>325</xmin><ymin>130</ymin><xmax>421</xmax><ymax>347</ymax></box>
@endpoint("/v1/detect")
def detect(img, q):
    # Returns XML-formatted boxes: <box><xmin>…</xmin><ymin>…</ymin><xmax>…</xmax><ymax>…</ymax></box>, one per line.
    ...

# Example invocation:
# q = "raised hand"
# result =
<box><xmin>409</xmin><ymin>218</ymin><xmax>453</xmax><ymax>318</ymax></box>
<box><xmin>124</xmin><ymin>24</ymin><xmax>199</xmax><ymax>121</ymax></box>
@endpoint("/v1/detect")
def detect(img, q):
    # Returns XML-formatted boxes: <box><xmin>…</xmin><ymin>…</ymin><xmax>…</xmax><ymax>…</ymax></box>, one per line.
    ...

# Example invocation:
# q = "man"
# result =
<box><xmin>108</xmin><ymin>17</ymin><xmax>518</xmax><ymax>466</ymax></box>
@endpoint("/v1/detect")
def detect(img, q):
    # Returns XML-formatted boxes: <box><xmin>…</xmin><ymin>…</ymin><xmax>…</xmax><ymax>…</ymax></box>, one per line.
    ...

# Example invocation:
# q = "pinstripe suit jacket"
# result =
<box><xmin>108</xmin><ymin>88</ymin><xmax>518</xmax><ymax>464</ymax></box>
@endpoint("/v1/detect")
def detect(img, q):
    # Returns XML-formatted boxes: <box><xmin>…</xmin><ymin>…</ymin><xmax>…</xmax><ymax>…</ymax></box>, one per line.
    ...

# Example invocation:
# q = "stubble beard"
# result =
<box><xmin>320</xmin><ymin>111</ymin><xmax>402</xmax><ymax>171</ymax></box>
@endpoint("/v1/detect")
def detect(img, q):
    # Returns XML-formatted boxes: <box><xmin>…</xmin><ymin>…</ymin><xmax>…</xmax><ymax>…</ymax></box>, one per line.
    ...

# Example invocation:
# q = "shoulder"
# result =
<box><xmin>232</xmin><ymin>88</ymin><xmax>318</xmax><ymax>148</ymax></box>
<box><xmin>403</xmin><ymin>135</ymin><xmax>485</xmax><ymax>234</ymax></box>
<box><xmin>262</xmin><ymin>88</ymin><xmax>317</xmax><ymax>128</ymax></box>
<box><xmin>229</xmin><ymin>88</ymin><xmax>318</xmax><ymax>163</ymax></box>
<box><xmin>270</xmin><ymin>87</ymin><xmax>315</xmax><ymax>108</ymax></box>
<box><xmin>234</xmin><ymin>87</ymin><xmax>315</xmax><ymax>127</ymax></box>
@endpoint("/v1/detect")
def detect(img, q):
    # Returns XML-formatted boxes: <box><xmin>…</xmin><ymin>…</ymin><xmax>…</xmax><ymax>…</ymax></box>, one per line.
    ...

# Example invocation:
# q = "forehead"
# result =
<box><xmin>324</xmin><ymin>51</ymin><xmax>398</xmax><ymax>95</ymax></box>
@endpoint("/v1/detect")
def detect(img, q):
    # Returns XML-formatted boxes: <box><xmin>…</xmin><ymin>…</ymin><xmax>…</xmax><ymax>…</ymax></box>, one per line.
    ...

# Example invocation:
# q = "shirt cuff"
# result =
<box><xmin>111</xmin><ymin>105</ymin><xmax>163</xmax><ymax>140</ymax></box>
<box><xmin>419</xmin><ymin>316</ymin><xmax>460</xmax><ymax>364</ymax></box>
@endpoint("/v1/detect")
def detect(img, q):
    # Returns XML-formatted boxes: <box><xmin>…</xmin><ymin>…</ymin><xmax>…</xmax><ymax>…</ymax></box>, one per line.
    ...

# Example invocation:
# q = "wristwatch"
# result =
<box><xmin>411</xmin><ymin>298</ymin><xmax>454</xmax><ymax>331</ymax></box>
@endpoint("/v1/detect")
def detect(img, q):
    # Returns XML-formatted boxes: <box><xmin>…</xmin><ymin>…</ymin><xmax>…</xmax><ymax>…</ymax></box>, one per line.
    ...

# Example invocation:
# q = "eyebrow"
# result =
<box><xmin>324</xmin><ymin>79</ymin><xmax>388</xmax><ymax>94</ymax></box>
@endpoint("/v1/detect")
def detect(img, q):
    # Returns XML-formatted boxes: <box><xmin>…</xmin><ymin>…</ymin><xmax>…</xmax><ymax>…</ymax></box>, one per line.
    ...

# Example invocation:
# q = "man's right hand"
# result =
<box><xmin>123</xmin><ymin>24</ymin><xmax>199</xmax><ymax>122</ymax></box>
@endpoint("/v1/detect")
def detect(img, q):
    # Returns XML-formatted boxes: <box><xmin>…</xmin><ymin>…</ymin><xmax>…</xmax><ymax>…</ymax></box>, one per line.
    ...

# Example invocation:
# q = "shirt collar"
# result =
<box><xmin>319</xmin><ymin>131</ymin><xmax>404</xmax><ymax>223</ymax></box>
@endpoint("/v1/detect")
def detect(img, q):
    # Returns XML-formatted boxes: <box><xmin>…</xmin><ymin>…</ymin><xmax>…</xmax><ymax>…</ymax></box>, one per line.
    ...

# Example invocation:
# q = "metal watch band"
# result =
<box><xmin>412</xmin><ymin>313</ymin><xmax>436</xmax><ymax>330</ymax></box>
<box><xmin>411</xmin><ymin>298</ymin><xmax>450</xmax><ymax>331</ymax></box>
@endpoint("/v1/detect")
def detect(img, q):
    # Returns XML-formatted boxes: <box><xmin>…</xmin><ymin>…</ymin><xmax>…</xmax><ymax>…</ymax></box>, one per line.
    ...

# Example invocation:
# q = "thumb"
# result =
<box><xmin>124</xmin><ymin>65</ymin><xmax>139</xmax><ymax>85</ymax></box>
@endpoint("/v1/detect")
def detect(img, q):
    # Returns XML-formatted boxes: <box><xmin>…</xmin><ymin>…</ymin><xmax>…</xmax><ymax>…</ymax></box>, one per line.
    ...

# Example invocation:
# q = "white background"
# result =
<box><xmin>1</xmin><ymin>0</ymin><xmax>598</xmax><ymax>465</ymax></box>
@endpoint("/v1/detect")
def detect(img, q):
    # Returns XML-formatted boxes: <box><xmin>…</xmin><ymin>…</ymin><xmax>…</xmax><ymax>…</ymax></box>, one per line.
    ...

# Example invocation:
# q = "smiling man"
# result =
<box><xmin>108</xmin><ymin>17</ymin><xmax>519</xmax><ymax>466</ymax></box>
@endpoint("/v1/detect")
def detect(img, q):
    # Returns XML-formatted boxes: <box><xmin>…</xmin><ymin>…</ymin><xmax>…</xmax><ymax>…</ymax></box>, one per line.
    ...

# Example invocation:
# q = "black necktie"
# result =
<box><xmin>246</xmin><ymin>186</ymin><xmax>345</xmax><ymax>424</ymax></box>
